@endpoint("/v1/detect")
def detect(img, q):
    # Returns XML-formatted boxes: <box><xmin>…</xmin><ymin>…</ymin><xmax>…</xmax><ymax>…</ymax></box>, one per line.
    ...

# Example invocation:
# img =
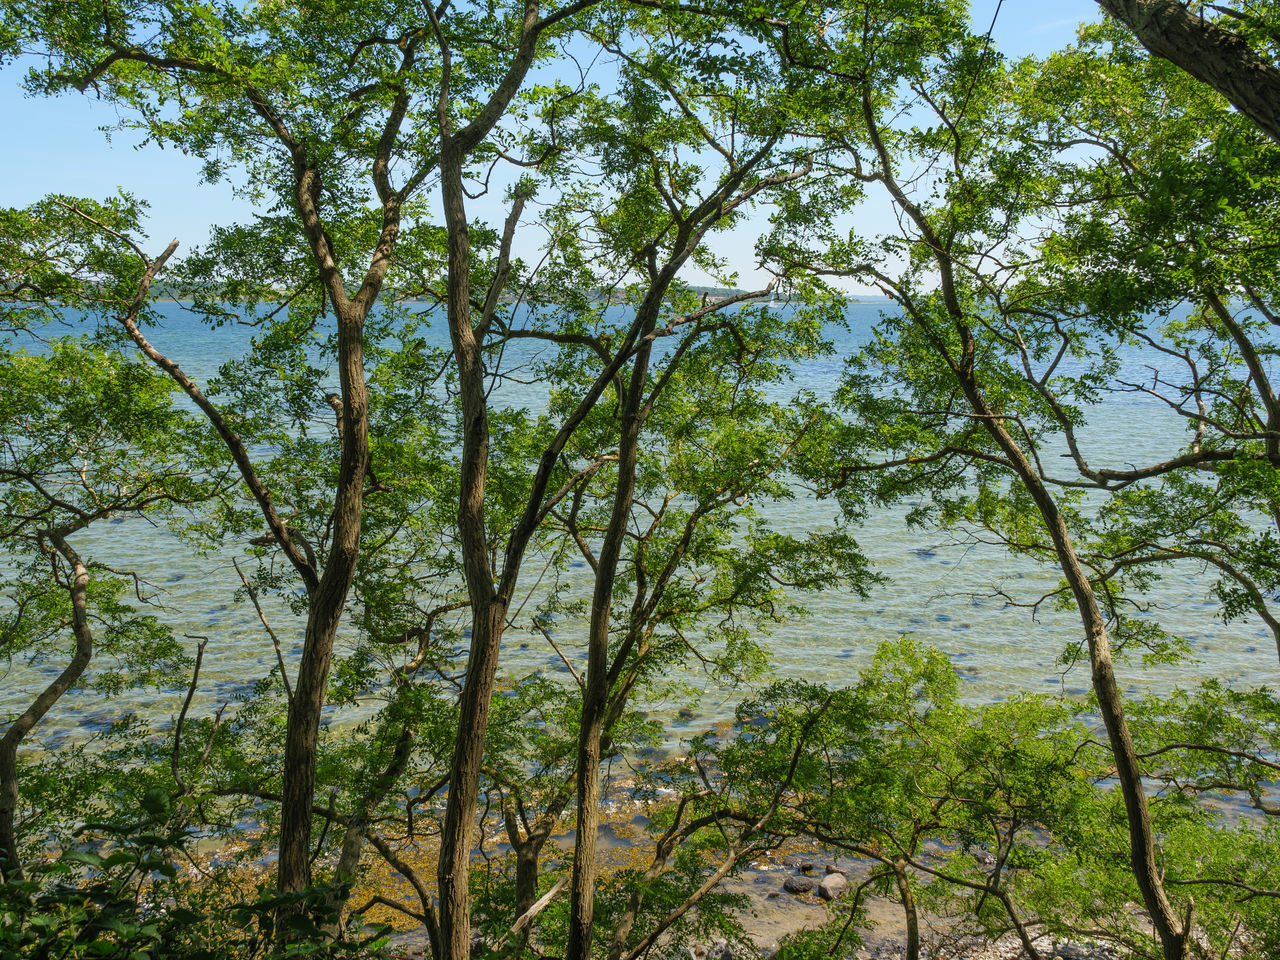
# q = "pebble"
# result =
<box><xmin>897</xmin><ymin>934</ymin><xmax>1122</xmax><ymax>960</ymax></box>
<box><xmin>750</xmin><ymin>925</ymin><xmax>1123</xmax><ymax>960</ymax></box>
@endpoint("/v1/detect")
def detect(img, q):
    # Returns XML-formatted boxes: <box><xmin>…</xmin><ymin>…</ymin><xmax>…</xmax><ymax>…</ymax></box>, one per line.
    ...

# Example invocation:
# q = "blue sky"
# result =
<box><xmin>1</xmin><ymin>1</ymin><xmax>1100</xmax><ymax>286</ymax></box>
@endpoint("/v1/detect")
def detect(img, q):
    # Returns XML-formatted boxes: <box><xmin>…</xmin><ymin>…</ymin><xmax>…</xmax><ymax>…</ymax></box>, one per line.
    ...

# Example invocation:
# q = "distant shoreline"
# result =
<box><xmin>150</xmin><ymin>293</ymin><xmax>885</xmax><ymax>306</ymax></box>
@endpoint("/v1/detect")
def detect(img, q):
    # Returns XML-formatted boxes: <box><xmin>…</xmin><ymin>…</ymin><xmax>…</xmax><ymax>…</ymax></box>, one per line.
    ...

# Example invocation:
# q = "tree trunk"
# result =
<box><xmin>957</xmin><ymin>370</ymin><xmax>1189</xmax><ymax>960</ymax></box>
<box><xmin>0</xmin><ymin>535</ymin><xmax>93</xmax><ymax>883</ymax></box>
<box><xmin>428</xmin><ymin>13</ymin><xmax>753</xmax><ymax>954</ymax></box>
<box><xmin>566</xmin><ymin>327</ymin><xmax>653</xmax><ymax>960</ymax></box>
<box><xmin>276</xmin><ymin>299</ymin><xmax>370</xmax><ymax>912</ymax></box>
<box><xmin>0</xmin><ymin>740</ymin><xmax>21</xmax><ymax>884</ymax></box>
<box><xmin>893</xmin><ymin>860</ymin><xmax>919</xmax><ymax>960</ymax></box>
<box><xmin>1</xmin><ymin>237</ymin><xmax>179</xmax><ymax>883</ymax></box>
<box><xmin>505</xmin><ymin>785</ymin><xmax>571</xmax><ymax>919</ymax></box>
<box><xmin>1097</xmin><ymin>0</ymin><xmax>1280</xmax><ymax>144</ymax></box>
<box><xmin>860</xmin><ymin>75</ymin><xmax>1190</xmax><ymax>957</ymax></box>
<box><xmin>324</xmin><ymin>723</ymin><xmax>415</xmax><ymax>927</ymax></box>
<box><xmin>434</xmin><ymin>118</ymin><xmax>509</xmax><ymax>958</ymax></box>
<box><xmin>514</xmin><ymin>844</ymin><xmax>539</xmax><ymax>918</ymax></box>
<box><xmin>438</xmin><ymin>601</ymin><xmax>507</xmax><ymax>960</ymax></box>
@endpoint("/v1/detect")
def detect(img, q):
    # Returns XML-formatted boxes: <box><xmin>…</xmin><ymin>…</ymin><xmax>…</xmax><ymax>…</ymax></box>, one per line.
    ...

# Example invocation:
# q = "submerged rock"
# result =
<box><xmin>817</xmin><ymin>872</ymin><xmax>848</xmax><ymax>901</ymax></box>
<box><xmin>782</xmin><ymin>875</ymin><xmax>816</xmax><ymax>894</ymax></box>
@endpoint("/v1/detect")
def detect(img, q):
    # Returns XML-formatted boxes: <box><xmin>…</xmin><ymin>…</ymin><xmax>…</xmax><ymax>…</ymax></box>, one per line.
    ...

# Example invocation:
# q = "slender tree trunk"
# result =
<box><xmin>566</xmin><ymin>320</ymin><xmax>654</xmax><ymax>960</ymax></box>
<box><xmin>277</xmin><ymin>620</ymin><xmax>343</xmax><ymax>898</ymax></box>
<box><xmin>860</xmin><ymin>74</ymin><xmax>1190</xmax><ymax>956</ymax></box>
<box><xmin>505</xmin><ymin>786</ymin><xmax>572</xmax><ymax>917</ymax></box>
<box><xmin>276</xmin><ymin>300</ymin><xmax>370</xmax><ymax>907</ymax></box>
<box><xmin>429</xmin><ymin>14</ymin><xmax>753</xmax><ymax>954</ymax></box>
<box><xmin>514</xmin><ymin>844</ymin><xmax>539</xmax><ymax>917</ymax></box>
<box><xmin>893</xmin><ymin>860</ymin><xmax>920</xmax><ymax>960</ymax></box>
<box><xmin>438</xmin><ymin>601</ymin><xmax>507</xmax><ymax>960</ymax></box>
<box><xmin>434</xmin><ymin>127</ymin><xmax>510</xmax><ymax>960</ymax></box>
<box><xmin>0</xmin><ymin>535</ymin><xmax>93</xmax><ymax>883</ymax></box>
<box><xmin>325</xmin><ymin>723</ymin><xmax>415</xmax><ymax>927</ymax></box>
<box><xmin>0</xmin><ymin>741</ymin><xmax>21</xmax><ymax>884</ymax></box>
<box><xmin>1</xmin><ymin>232</ymin><xmax>179</xmax><ymax>884</ymax></box>
<box><xmin>957</xmin><ymin>370</ymin><xmax>1189</xmax><ymax>960</ymax></box>
<box><xmin>508</xmin><ymin>823</ymin><xmax>557</xmax><ymax>931</ymax></box>
<box><xmin>566</xmin><ymin>715</ymin><xmax>605</xmax><ymax>958</ymax></box>
<box><xmin>997</xmin><ymin>888</ymin><xmax>1044</xmax><ymax>960</ymax></box>
<box><xmin>1203</xmin><ymin>288</ymin><xmax>1280</xmax><ymax>466</ymax></box>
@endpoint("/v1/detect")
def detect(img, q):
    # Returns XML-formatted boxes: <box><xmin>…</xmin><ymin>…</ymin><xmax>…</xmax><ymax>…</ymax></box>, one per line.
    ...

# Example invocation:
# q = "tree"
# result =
<box><xmin>763</xmin><ymin>2</ymin><xmax>1280</xmax><ymax>953</ymax></box>
<box><xmin>10</xmin><ymin>3</ymin><xmax>1279</xmax><ymax>957</ymax></box>
<box><xmin>6</xmin><ymin>4</ymin><xmax>861</xmax><ymax>955</ymax></box>
<box><xmin>506</xmin><ymin>16</ymin><xmax>857</xmax><ymax>954</ymax></box>
<box><xmin>1015</xmin><ymin>17</ymin><xmax>1280</xmax><ymax>666</ymax></box>
<box><xmin>1097</xmin><ymin>0</ymin><xmax>1280</xmax><ymax>143</ymax></box>
<box><xmin>7</xmin><ymin>4</ymin><xmax>607</xmax><ymax>944</ymax></box>
<box><xmin>759</xmin><ymin>2</ymin><xmax>1211</xmax><ymax>955</ymax></box>
<box><xmin>0</xmin><ymin>194</ymin><xmax>218</xmax><ymax>882</ymax></box>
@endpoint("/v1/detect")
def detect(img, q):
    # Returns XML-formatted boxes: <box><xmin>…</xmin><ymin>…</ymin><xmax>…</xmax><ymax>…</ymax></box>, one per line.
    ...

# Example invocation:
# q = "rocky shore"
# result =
<box><xmin>383</xmin><ymin>801</ymin><xmax>1127</xmax><ymax>960</ymax></box>
<box><xmin>388</xmin><ymin>836</ymin><xmax>1127</xmax><ymax>960</ymax></box>
<box><xmin>699</xmin><ymin>851</ymin><xmax>1123</xmax><ymax>960</ymax></box>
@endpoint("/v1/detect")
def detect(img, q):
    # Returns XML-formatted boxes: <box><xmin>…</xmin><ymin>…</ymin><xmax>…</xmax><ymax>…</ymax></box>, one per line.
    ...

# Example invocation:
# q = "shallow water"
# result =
<box><xmin>5</xmin><ymin>300</ymin><xmax>1278</xmax><ymax>747</ymax></box>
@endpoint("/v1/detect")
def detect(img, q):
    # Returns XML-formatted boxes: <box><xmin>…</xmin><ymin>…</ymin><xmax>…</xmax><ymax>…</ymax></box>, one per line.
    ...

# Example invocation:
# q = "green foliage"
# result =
<box><xmin>0</xmin><ymin>796</ymin><xmax>393</xmax><ymax>960</ymax></box>
<box><xmin>704</xmin><ymin>639</ymin><xmax>1280</xmax><ymax>956</ymax></box>
<box><xmin>5</xmin><ymin>4</ymin><xmax>1280</xmax><ymax>959</ymax></box>
<box><xmin>0</xmin><ymin>193</ymin><xmax>160</xmax><ymax>331</ymax></box>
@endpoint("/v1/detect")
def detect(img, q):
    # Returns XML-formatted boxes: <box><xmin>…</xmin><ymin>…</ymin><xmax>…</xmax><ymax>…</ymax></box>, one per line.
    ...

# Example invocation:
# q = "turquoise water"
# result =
<box><xmin>5</xmin><ymin>300</ymin><xmax>1279</xmax><ymax>747</ymax></box>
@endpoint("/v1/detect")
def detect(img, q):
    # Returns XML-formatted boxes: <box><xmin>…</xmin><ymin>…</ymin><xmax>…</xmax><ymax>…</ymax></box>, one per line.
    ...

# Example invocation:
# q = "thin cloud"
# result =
<box><xmin>1027</xmin><ymin>16</ymin><xmax>1088</xmax><ymax>34</ymax></box>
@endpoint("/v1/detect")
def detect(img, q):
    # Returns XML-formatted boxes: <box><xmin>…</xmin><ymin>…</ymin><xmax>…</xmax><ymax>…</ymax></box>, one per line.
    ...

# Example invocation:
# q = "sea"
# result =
<box><xmin>5</xmin><ymin>298</ymin><xmax>1278</xmax><ymax>748</ymax></box>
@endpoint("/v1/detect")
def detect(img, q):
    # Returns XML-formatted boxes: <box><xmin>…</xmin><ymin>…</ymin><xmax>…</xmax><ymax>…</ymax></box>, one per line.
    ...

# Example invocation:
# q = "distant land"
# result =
<box><xmin>145</xmin><ymin>282</ymin><xmax>885</xmax><ymax>305</ymax></box>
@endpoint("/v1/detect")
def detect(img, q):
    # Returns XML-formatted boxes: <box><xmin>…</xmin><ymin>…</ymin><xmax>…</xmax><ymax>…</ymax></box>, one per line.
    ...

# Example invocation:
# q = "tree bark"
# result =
<box><xmin>504</xmin><ymin>784</ymin><xmax>572</xmax><ymax>918</ymax></box>
<box><xmin>437</xmin><ymin>598</ymin><xmax>508</xmax><ymax>960</ymax></box>
<box><xmin>0</xmin><ymin>535</ymin><xmax>92</xmax><ymax>883</ymax></box>
<box><xmin>893</xmin><ymin>860</ymin><xmax>920</xmax><ymax>960</ymax></box>
<box><xmin>117</xmin><ymin>268</ymin><xmax>370</xmax><ymax>919</ymax></box>
<box><xmin>857</xmin><ymin>78</ymin><xmax>1190</xmax><ymax>958</ymax></box>
<box><xmin>433</xmin><ymin>109</ymin><xmax>509</xmax><ymax>955</ymax></box>
<box><xmin>1098</xmin><ymin>0</ymin><xmax>1280</xmax><ymax>143</ymax></box>
<box><xmin>963</xmin><ymin>381</ymin><xmax>1188</xmax><ymax>960</ymax></box>
<box><xmin>1203</xmin><ymin>288</ymin><xmax>1280</xmax><ymax>465</ymax></box>
<box><xmin>562</xmin><ymin>157</ymin><xmax>795</xmax><ymax>960</ymax></box>
<box><xmin>275</xmin><ymin>294</ymin><xmax>370</xmax><ymax>909</ymax></box>
<box><xmin>0</xmin><ymin>226</ymin><xmax>178</xmax><ymax>885</ymax></box>
<box><xmin>428</xmin><ymin>8</ymin><xmax>770</xmax><ymax>954</ymax></box>
<box><xmin>325</xmin><ymin>722</ymin><xmax>415</xmax><ymax>926</ymax></box>
<box><xmin>565</xmin><ymin>332</ymin><xmax>652</xmax><ymax>960</ymax></box>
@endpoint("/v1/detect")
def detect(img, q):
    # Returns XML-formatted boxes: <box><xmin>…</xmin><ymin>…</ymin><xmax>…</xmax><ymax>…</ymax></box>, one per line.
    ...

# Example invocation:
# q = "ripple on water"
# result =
<box><xmin>5</xmin><ymin>304</ymin><xmax>1280</xmax><ymax>744</ymax></box>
